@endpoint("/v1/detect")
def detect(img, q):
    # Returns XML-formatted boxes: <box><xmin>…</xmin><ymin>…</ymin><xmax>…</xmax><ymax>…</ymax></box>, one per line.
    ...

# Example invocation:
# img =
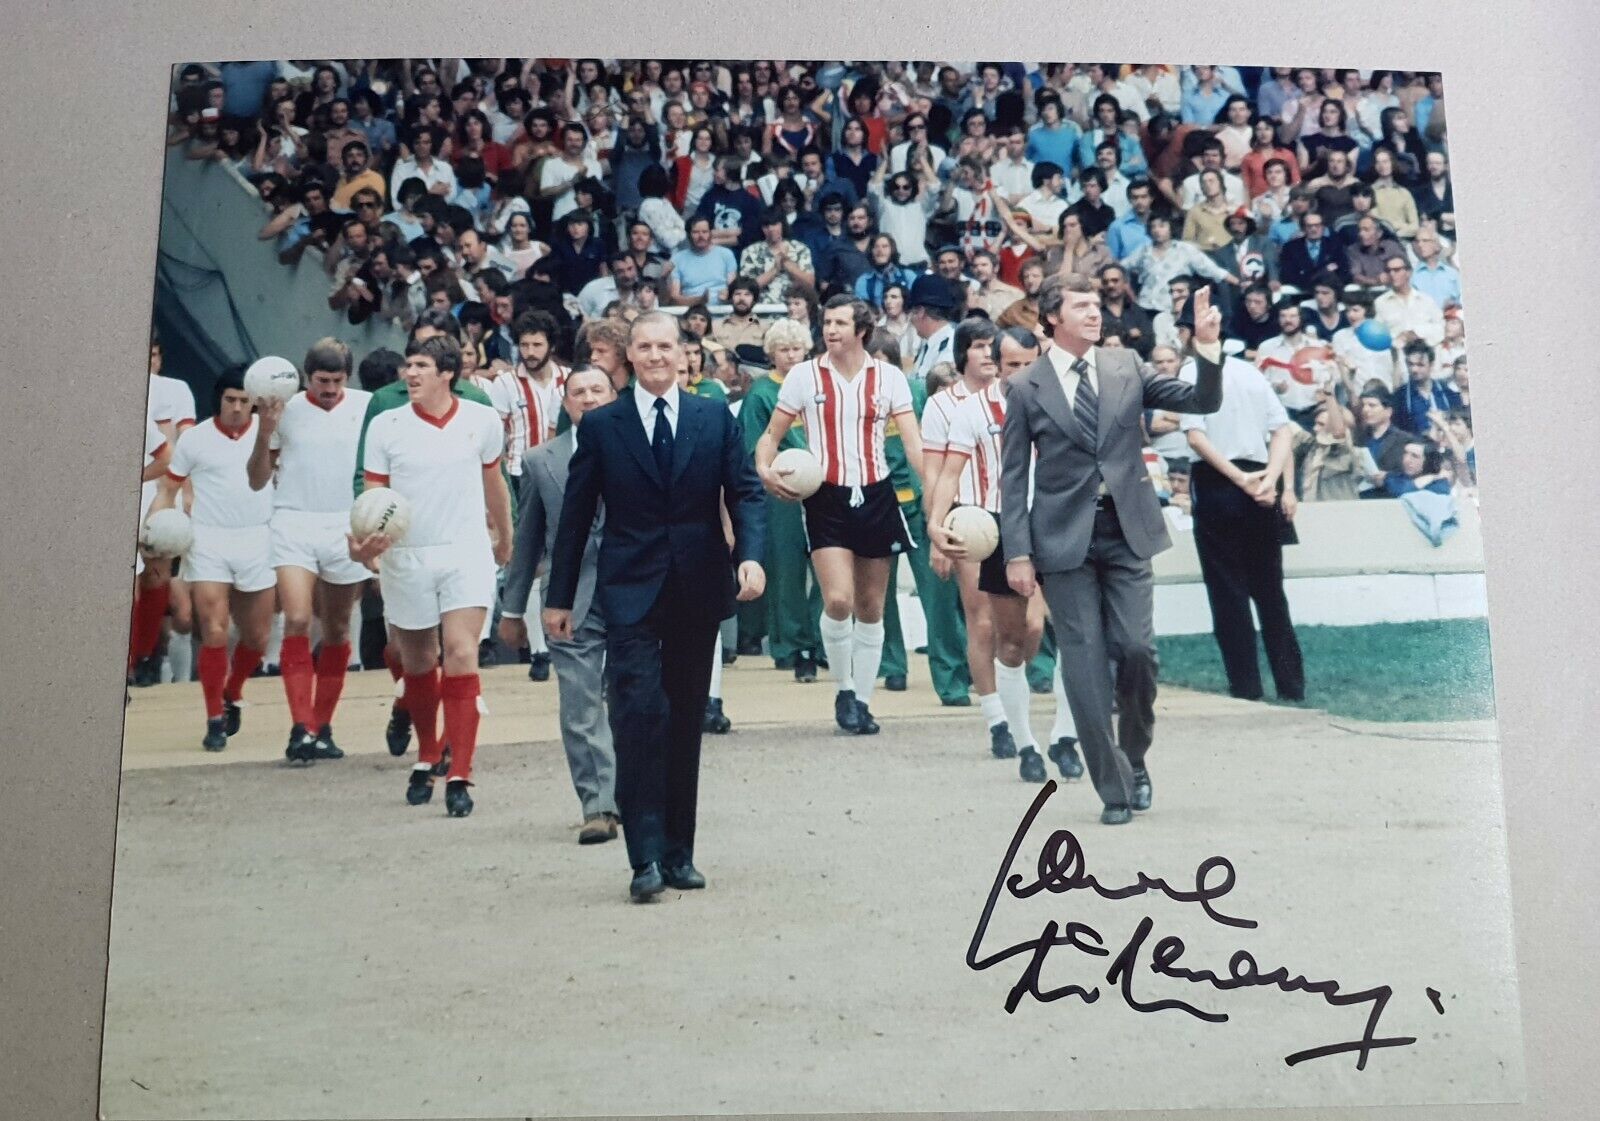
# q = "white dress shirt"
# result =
<box><xmin>1178</xmin><ymin>355</ymin><xmax>1287</xmax><ymax>463</ymax></box>
<box><xmin>634</xmin><ymin>382</ymin><xmax>681</xmax><ymax>438</ymax></box>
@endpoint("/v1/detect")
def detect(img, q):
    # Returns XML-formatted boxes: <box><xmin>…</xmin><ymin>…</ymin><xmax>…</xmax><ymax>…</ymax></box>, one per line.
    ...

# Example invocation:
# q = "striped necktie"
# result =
<box><xmin>1071</xmin><ymin>357</ymin><xmax>1098</xmax><ymax>444</ymax></box>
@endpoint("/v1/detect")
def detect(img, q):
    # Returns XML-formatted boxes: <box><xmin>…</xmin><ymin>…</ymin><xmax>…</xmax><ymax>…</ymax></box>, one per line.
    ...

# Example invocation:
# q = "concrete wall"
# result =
<box><xmin>158</xmin><ymin>148</ymin><xmax>405</xmax><ymax>367</ymax></box>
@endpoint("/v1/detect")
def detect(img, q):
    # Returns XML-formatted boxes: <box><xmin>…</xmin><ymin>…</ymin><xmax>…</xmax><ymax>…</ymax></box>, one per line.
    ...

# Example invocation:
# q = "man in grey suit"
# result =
<box><xmin>499</xmin><ymin>367</ymin><xmax>621</xmax><ymax>845</ymax></box>
<box><xmin>999</xmin><ymin>274</ymin><xmax>1225</xmax><ymax>825</ymax></box>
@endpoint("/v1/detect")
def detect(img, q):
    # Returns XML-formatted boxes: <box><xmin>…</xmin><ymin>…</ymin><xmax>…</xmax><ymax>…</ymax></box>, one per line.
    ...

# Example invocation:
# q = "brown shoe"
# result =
<box><xmin>579</xmin><ymin>813</ymin><xmax>618</xmax><ymax>845</ymax></box>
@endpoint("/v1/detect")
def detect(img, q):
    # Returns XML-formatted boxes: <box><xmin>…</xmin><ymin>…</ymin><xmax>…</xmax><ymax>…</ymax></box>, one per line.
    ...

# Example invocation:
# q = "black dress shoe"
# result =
<box><xmin>1100</xmin><ymin>804</ymin><xmax>1133</xmax><ymax>825</ymax></box>
<box><xmin>834</xmin><ymin>689</ymin><xmax>862</xmax><ymax>732</ymax></box>
<box><xmin>989</xmin><ymin>721</ymin><xmax>1018</xmax><ymax>759</ymax></box>
<box><xmin>132</xmin><ymin>654</ymin><xmax>162</xmax><ymax>688</ymax></box>
<box><xmin>406</xmin><ymin>768</ymin><xmax>434</xmax><ymax>805</ymax></box>
<box><xmin>940</xmin><ymin>694</ymin><xmax>972</xmax><ymax>707</ymax></box>
<box><xmin>385</xmin><ymin>704</ymin><xmax>412</xmax><ymax>756</ymax></box>
<box><xmin>1131</xmin><ymin>767</ymin><xmax>1152</xmax><ymax>812</ymax></box>
<box><xmin>630</xmin><ymin>862</ymin><xmax>666</xmax><ymax>902</ymax></box>
<box><xmin>794</xmin><ymin>652</ymin><xmax>817</xmax><ymax>683</ymax></box>
<box><xmin>702</xmin><ymin>697</ymin><xmax>731</xmax><ymax>734</ymax></box>
<box><xmin>202</xmin><ymin>718</ymin><xmax>228</xmax><ymax>752</ymax></box>
<box><xmin>1028</xmin><ymin>675</ymin><xmax>1052</xmax><ymax>696</ymax></box>
<box><xmin>528</xmin><ymin>651</ymin><xmax>551</xmax><ymax>681</ymax></box>
<box><xmin>737</xmin><ymin>638</ymin><xmax>763</xmax><ymax>657</ymax></box>
<box><xmin>445</xmin><ymin>779</ymin><xmax>474</xmax><ymax>818</ymax></box>
<box><xmin>883</xmin><ymin>674</ymin><xmax>907</xmax><ymax>692</ymax></box>
<box><xmin>1048</xmin><ymin>737</ymin><xmax>1085</xmax><ymax>780</ymax></box>
<box><xmin>854</xmin><ymin>700</ymin><xmax>880</xmax><ymax>736</ymax></box>
<box><xmin>721</xmin><ymin>646</ymin><xmax>737</xmax><ymax>666</ymax></box>
<box><xmin>774</xmin><ymin>654</ymin><xmax>796</xmax><ymax>670</ymax></box>
<box><xmin>477</xmin><ymin>639</ymin><xmax>497</xmax><ymax>668</ymax></box>
<box><xmin>663</xmin><ymin>862</ymin><xmax>707</xmax><ymax>890</ymax></box>
<box><xmin>223</xmin><ymin>701</ymin><xmax>242</xmax><ymax>737</ymax></box>
<box><xmin>1018</xmin><ymin>746</ymin><xmax>1047</xmax><ymax>783</ymax></box>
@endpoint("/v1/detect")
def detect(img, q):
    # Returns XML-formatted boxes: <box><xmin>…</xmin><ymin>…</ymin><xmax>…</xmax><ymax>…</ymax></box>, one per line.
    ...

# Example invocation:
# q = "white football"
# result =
<box><xmin>243</xmin><ymin>356</ymin><xmax>301</xmax><ymax>404</ymax></box>
<box><xmin>140</xmin><ymin>508</ymin><xmax>194</xmax><ymax>558</ymax></box>
<box><xmin>350</xmin><ymin>487</ymin><xmax>411</xmax><ymax>543</ymax></box>
<box><xmin>772</xmin><ymin>447</ymin><xmax>824</xmax><ymax>499</ymax></box>
<box><xmin>944</xmin><ymin>506</ymin><xmax>1000</xmax><ymax>561</ymax></box>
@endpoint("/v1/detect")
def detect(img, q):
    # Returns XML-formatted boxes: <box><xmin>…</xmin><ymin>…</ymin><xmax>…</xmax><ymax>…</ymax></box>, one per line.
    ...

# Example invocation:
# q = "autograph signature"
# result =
<box><xmin>966</xmin><ymin>782</ymin><xmax>1448</xmax><ymax>1069</ymax></box>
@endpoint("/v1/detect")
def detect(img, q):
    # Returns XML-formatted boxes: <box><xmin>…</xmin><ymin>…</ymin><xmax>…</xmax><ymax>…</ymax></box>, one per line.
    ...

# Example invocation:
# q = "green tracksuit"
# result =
<box><xmin>879</xmin><ymin>379</ymin><xmax>971</xmax><ymax>704</ymax></box>
<box><xmin>738</xmin><ymin>371</ymin><xmax>822</xmax><ymax>663</ymax></box>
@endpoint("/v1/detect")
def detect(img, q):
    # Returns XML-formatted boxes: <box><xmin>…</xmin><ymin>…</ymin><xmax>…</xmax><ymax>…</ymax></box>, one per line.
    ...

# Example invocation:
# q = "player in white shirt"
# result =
<box><xmin>754</xmin><ymin>296</ymin><xmax>926</xmax><ymax>736</ymax></box>
<box><xmin>919</xmin><ymin>317</ymin><xmax>1011</xmax><ymax>756</ymax></box>
<box><xmin>147</xmin><ymin>368</ymin><xmax>276</xmax><ymax>751</ymax></box>
<box><xmin>130</xmin><ymin>337</ymin><xmax>199</xmax><ymax>687</ymax></box>
<box><xmin>246</xmin><ymin>340</ymin><xmax>373</xmax><ymax>764</ymax></box>
<box><xmin>926</xmin><ymin>326</ymin><xmax>1082</xmax><ymax>785</ymax></box>
<box><xmin>348</xmin><ymin>336</ymin><xmax>514</xmax><ymax>818</ymax></box>
<box><xmin>129</xmin><ymin>418</ymin><xmax>172</xmax><ymax>691</ymax></box>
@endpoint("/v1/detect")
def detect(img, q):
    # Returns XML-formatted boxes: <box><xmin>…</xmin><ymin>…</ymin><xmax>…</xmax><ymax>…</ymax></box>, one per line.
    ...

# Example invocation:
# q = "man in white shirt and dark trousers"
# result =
<box><xmin>1176</xmin><ymin>297</ymin><xmax>1306</xmax><ymax>704</ymax></box>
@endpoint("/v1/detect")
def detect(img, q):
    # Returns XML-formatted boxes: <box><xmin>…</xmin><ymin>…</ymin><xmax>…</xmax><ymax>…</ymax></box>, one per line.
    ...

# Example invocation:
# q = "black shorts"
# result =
<box><xmin>962</xmin><ymin>505</ymin><xmax>1020</xmax><ymax>598</ymax></box>
<box><xmin>802</xmin><ymin>479</ymin><xmax>914</xmax><ymax>559</ymax></box>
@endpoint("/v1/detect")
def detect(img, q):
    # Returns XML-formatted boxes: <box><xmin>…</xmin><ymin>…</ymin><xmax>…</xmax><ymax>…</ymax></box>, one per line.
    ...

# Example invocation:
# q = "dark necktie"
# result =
<box><xmin>651</xmin><ymin>396</ymin><xmax>673</xmax><ymax>479</ymax></box>
<box><xmin>1071</xmin><ymin>358</ymin><xmax>1098</xmax><ymax>444</ymax></box>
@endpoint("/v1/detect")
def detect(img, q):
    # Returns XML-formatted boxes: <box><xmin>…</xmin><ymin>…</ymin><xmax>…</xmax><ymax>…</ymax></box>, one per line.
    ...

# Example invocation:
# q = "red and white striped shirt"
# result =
<box><xmin>918</xmin><ymin>379</ymin><xmax>976</xmax><ymax>454</ymax></box>
<box><xmin>943</xmin><ymin>383</ymin><xmax>1008</xmax><ymax>514</ymax></box>
<box><xmin>486</xmin><ymin>363</ymin><xmax>566</xmax><ymax>475</ymax></box>
<box><xmin>775</xmin><ymin>354</ymin><xmax>914</xmax><ymax>487</ymax></box>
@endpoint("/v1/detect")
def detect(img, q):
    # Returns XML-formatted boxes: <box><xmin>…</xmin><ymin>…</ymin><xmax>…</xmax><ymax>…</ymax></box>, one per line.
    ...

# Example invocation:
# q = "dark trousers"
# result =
<box><xmin>604</xmin><ymin>573</ymin><xmax>721</xmax><ymax>870</ymax></box>
<box><xmin>1037</xmin><ymin>501</ymin><xmax>1157</xmax><ymax>809</ymax></box>
<box><xmin>1189</xmin><ymin>460</ymin><xmax>1305</xmax><ymax>702</ymax></box>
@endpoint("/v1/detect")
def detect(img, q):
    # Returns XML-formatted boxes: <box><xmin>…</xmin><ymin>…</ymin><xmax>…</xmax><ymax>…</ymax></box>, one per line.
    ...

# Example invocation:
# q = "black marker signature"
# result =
<box><xmin>967</xmin><ymin>782</ymin><xmax>1445</xmax><ymax>1069</ymax></box>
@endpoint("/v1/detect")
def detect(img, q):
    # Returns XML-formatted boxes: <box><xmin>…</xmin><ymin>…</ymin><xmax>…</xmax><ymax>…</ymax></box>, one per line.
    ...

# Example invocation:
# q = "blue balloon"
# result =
<box><xmin>1356</xmin><ymin>319</ymin><xmax>1392</xmax><ymax>352</ymax></box>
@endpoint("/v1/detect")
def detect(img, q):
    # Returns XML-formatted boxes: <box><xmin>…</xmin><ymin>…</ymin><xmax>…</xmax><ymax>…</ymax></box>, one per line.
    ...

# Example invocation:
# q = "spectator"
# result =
<box><xmin>1182</xmin><ymin>169</ymin><xmax>1236</xmax><ymax>251</ymax></box>
<box><xmin>1354</xmin><ymin>385</ymin><xmax>1418</xmax><ymax>492</ymax></box>
<box><xmin>712</xmin><ymin>277</ymin><xmax>767</xmax><ymax>351</ymax></box>
<box><xmin>1230</xmin><ymin>284</ymin><xmax>1281</xmax><ymax>357</ymax></box>
<box><xmin>667</xmin><ymin>215</ymin><xmax>738</xmax><ymax>305</ymax></box>
<box><xmin>989</xmin><ymin>124</ymin><xmax>1034</xmax><ymax>204</ymax></box>
<box><xmin>1410</xmin><ymin>229</ymin><xmax>1462</xmax><ymax>311</ymax></box>
<box><xmin>874</xmin><ymin>282</ymin><xmax>919</xmax><ymax>361</ymax></box>
<box><xmin>448</xmin><ymin>110</ymin><xmax>514</xmax><ymax>183</ymax></box>
<box><xmin>1177</xmin><ymin>136</ymin><xmax>1247</xmax><ymax>208</ymax></box>
<box><xmin>577</xmin><ymin>251</ymin><xmax>641</xmax><ymax>321</ymax></box>
<box><xmin>1250</xmin><ymin>158</ymin><xmax>1296</xmax><ymax>228</ymax></box>
<box><xmin>1344</xmin><ymin>215</ymin><xmax>1407</xmax><ymax>287</ymax></box>
<box><xmin>1009</xmin><ymin>161</ymin><xmax>1068</xmax><ymax>244</ymax></box>
<box><xmin>499</xmin><ymin>212</ymin><xmax>551</xmax><ymax>281</ymax></box>
<box><xmin>1119</xmin><ymin>213</ymin><xmax>1237</xmax><ymax>314</ymax></box>
<box><xmin>390</xmin><ymin>124</ymin><xmax>456</xmax><ymax>201</ymax></box>
<box><xmin>547</xmin><ymin>209</ymin><xmax>608</xmax><ymax>296</ymax></box>
<box><xmin>1240</xmin><ymin>116</ymin><xmax>1301</xmax><ymax>200</ymax></box>
<box><xmin>672</xmin><ymin>125</ymin><xmax>720</xmax><ymax>215</ymax></box>
<box><xmin>1105</xmin><ymin>177</ymin><xmax>1157</xmax><ymax>261</ymax></box>
<box><xmin>610</xmin><ymin>116</ymin><xmax>661</xmax><ymax>213</ymax></box>
<box><xmin>693</xmin><ymin>156</ymin><xmax>761</xmax><ymax>253</ymax></box>
<box><xmin>1063</xmin><ymin>166</ymin><xmax>1117</xmax><ymax>240</ymax></box>
<box><xmin>739</xmin><ymin>207</ymin><xmax>816</xmax><ymax>304</ymax></box>
<box><xmin>969</xmin><ymin>250</ymin><xmax>1022</xmax><ymax>319</ymax></box>
<box><xmin>623</xmin><ymin>218</ymin><xmax>670</xmax><ymax>284</ymax></box>
<box><xmin>457</xmin><ymin>226</ymin><xmax>517</xmax><ymax>283</ymax></box>
<box><xmin>1278</xmin><ymin>210</ymin><xmax>1347</xmax><ymax>291</ymax></box>
<box><xmin>1303</xmin><ymin>148</ymin><xmax>1360</xmax><ymax>226</ymax></box>
<box><xmin>1391</xmin><ymin>341</ymin><xmax>1463</xmax><ymax>433</ymax></box>
<box><xmin>854</xmin><ymin>233</ymin><xmax>918</xmax><ymax>309</ymax></box>
<box><xmin>888</xmin><ymin>111</ymin><xmax>947</xmax><ymax>175</ymax></box>
<box><xmin>1299</xmin><ymin>98</ymin><xmax>1359</xmax><ymax>177</ymax></box>
<box><xmin>1303</xmin><ymin>278</ymin><xmax>1349</xmax><ymax>341</ymax></box>
<box><xmin>1373</xmin><ymin>250</ymin><xmax>1445</xmax><ymax>365</ymax></box>
<box><xmin>539</xmin><ymin>122</ymin><xmax>604</xmax><ymax>223</ymax></box>
<box><xmin>1367</xmin><ymin>147</ymin><xmax>1420</xmax><ymax>239</ymax></box>
<box><xmin>1382</xmin><ymin>439</ymin><xmax>1452</xmax><ymax>498</ymax></box>
<box><xmin>321</xmin><ymin>98</ymin><xmax>366</xmax><ymax>168</ymax></box>
<box><xmin>1040</xmin><ymin>211</ymin><xmax>1113</xmax><ymax>281</ymax></box>
<box><xmin>1413</xmin><ymin>150</ymin><xmax>1455</xmax><ymax>234</ymax></box>
<box><xmin>1291</xmin><ymin>388</ymin><xmax>1364</xmax><ymax>501</ymax></box>
<box><xmin>827</xmin><ymin>116</ymin><xmax>880</xmax><ymax>201</ymax></box>
<box><xmin>635</xmin><ymin>163</ymin><xmax>687</xmax><ymax>254</ymax></box>
<box><xmin>1256</xmin><ymin>298</ymin><xmax>1328</xmax><ymax>427</ymax></box>
<box><xmin>871</xmin><ymin>166</ymin><xmax>938</xmax><ymax>270</ymax></box>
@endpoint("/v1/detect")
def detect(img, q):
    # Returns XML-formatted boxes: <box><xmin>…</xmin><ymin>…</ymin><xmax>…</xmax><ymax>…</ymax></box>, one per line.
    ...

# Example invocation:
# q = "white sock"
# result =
<box><xmin>166</xmin><ymin>630</ymin><xmax>193</xmax><ymax>683</ymax></box>
<box><xmin>995</xmin><ymin>660</ymin><xmax>1037</xmax><ymax>748</ymax></box>
<box><xmin>820</xmin><ymin>613</ymin><xmax>855</xmax><ymax>692</ymax></box>
<box><xmin>850</xmin><ymin>618</ymin><xmax>886</xmax><ymax>706</ymax></box>
<box><xmin>527</xmin><ymin>614</ymin><xmax>548</xmax><ymax>654</ymax></box>
<box><xmin>709</xmin><ymin>631</ymin><xmax>723</xmax><ymax>700</ymax></box>
<box><xmin>1051</xmin><ymin>660</ymin><xmax>1078</xmax><ymax>743</ymax></box>
<box><xmin>479</xmin><ymin>607</ymin><xmax>493</xmax><ymax>643</ymax></box>
<box><xmin>978</xmin><ymin>692</ymin><xmax>1005</xmax><ymax>728</ymax></box>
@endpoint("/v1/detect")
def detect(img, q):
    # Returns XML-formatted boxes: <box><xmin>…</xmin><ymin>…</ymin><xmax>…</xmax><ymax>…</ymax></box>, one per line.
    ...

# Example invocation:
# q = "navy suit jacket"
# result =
<box><xmin>547</xmin><ymin>391</ymin><xmax>767</xmax><ymax>628</ymax></box>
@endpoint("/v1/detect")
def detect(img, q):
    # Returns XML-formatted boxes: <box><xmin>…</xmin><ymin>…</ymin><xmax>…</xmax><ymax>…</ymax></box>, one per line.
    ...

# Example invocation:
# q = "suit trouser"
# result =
<box><xmin>547</xmin><ymin>606</ymin><xmax>618</xmax><ymax>820</ymax></box>
<box><xmin>1037</xmin><ymin>505</ymin><xmax>1157</xmax><ymax>808</ymax></box>
<box><xmin>881</xmin><ymin>502</ymin><xmax>971</xmax><ymax>702</ymax></box>
<box><xmin>764</xmin><ymin>494</ymin><xmax>823</xmax><ymax>662</ymax></box>
<box><xmin>1189</xmin><ymin>461</ymin><xmax>1305</xmax><ymax>701</ymax></box>
<box><xmin>605</xmin><ymin>580</ymin><xmax>720</xmax><ymax>869</ymax></box>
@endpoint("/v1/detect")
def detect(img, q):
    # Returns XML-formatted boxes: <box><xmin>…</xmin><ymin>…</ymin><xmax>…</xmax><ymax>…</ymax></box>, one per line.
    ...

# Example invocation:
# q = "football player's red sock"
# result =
<box><xmin>131</xmin><ymin>584</ymin><xmax>170</xmax><ymax>662</ymax></box>
<box><xmin>441</xmin><ymin>673</ymin><xmax>482</xmax><ymax>783</ymax></box>
<box><xmin>405</xmin><ymin>669</ymin><xmax>442</xmax><ymax>764</ymax></box>
<box><xmin>278</xmin><ymin>635</ymin><xmax>315</xmax><ymax>728</ymax></box>
<box><xmin>225</xmin><ymin>644</ymin><xmax>263</xmax><ymax>703</ymax></box>
<box><xmin>383</xmin><ymin>643</ymin><xmax>408</xmax><ymax>713</ymax></box>
<box><xmin>312</xmin><ymin>642</ymin><xmax>352</xmax><ymax>729</ymax></box>
<box><xmin>198</xmin><ymin>645</ymin><xmax>228</xmax><ymax>719</ymax></box>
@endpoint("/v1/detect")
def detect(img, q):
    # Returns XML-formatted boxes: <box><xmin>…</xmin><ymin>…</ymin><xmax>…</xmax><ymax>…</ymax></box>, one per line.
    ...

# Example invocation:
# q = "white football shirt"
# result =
<box><xmin>267</xmin><ymin>389</ymin><xmax>373</xmax><ymax>513</ymax></box>
<box><xmin>920</xmin><ymin>379</ymin><xmax>977</xmax><ymax>454</ymax></box>
<box><xmin>140</xmin><ymin>419</ymin><xmax>168</xmax><ymax>519</ymax></box>
<box><xmin>774</xmin><ymin>354</ymin><xmax>914</xmax><ymax>487</ymax></box>
<box><xmin>168</xmin><ymin>417</ymin><xmax>273</xmax><ymax>528</ymax></box>
<box><xmin>363</xmin><ymin>400</ymin><xmax>503</xmax><ymax>549</ymax></box>
<box><xmin>148</xmin><ymin>374</ymin><xmax>197</xmax><ymax>429</ymax></box>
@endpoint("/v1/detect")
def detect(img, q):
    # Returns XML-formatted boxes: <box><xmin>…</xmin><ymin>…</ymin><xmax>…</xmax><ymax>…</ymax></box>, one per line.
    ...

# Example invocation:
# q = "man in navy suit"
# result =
<box><xmin>545</xmin><ymin>312</ymin><xmax>767</xmax><ymax>902</ymax></box>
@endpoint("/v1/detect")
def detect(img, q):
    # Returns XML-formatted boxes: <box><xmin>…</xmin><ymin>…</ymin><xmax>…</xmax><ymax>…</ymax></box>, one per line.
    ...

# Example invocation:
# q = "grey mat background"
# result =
<box><xmin>0</xmin><ymin>2</ymin><xmax>1594</xmax><ymax>1119</ymax></box>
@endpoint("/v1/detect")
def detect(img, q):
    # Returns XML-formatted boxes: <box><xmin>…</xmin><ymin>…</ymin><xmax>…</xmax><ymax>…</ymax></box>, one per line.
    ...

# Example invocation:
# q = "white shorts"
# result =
<box><xmin>270</xmin><ymin>509</ymin><xmax>371</xmax><ymax>586</ymax></box>
<box><xmin>180</xmin><ymin>523</ymin><xmax>275</xmax><ymax>593</ymax></box>
<box><xmin>379</xmin><ymin>542</ymin><xmax>496</xmax><ymax>631</ymax></box>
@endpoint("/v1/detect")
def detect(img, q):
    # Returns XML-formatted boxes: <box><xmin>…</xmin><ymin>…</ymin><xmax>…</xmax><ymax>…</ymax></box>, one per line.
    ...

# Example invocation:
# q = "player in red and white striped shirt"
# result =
<box><xmin>928</xmin><ymin>326</ymin><xmax>1080</xmax><ymax>785</ymax></box>
<box><xmin>921</xmin><ymin>317</ymin><xmax>1013</xmax><ymax>755</ymax></box>
<box><xmin>148</xmin><ymin>367</ymin><xmax>277</xmax><ymax>752</ymax></box>
<box><xmin>754</xmin><ymin>295</ymin><xmax>926</xmax><ymax>736</ymax></box>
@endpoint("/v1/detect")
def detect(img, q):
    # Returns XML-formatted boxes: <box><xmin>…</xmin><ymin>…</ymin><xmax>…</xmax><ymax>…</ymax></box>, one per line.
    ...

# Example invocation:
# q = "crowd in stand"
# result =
<box><xmin>167</xmin><ymin>57</ymin><xmax>1473</xmax><ymax>514</ymax></box>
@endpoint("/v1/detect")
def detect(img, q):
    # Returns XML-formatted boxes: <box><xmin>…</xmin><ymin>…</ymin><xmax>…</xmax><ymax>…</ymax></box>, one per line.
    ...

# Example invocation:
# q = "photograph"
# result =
<box><xmin>100</xmin><ymin>55</ymin><xmax>1519</xmax><ymax>1119</ymax></box>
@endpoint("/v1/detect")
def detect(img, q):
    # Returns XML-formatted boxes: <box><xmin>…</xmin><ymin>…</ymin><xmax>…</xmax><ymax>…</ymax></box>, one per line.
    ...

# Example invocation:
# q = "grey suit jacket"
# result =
<box><xmin>1000</xmin><ymin>344</ymin><xmax>1222</xmax><ymax>573</ymax></box>
<box><xmin>501</xmin><ymin>429</ymin><xmax>604</xmax><ymax>628</ymax></box>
